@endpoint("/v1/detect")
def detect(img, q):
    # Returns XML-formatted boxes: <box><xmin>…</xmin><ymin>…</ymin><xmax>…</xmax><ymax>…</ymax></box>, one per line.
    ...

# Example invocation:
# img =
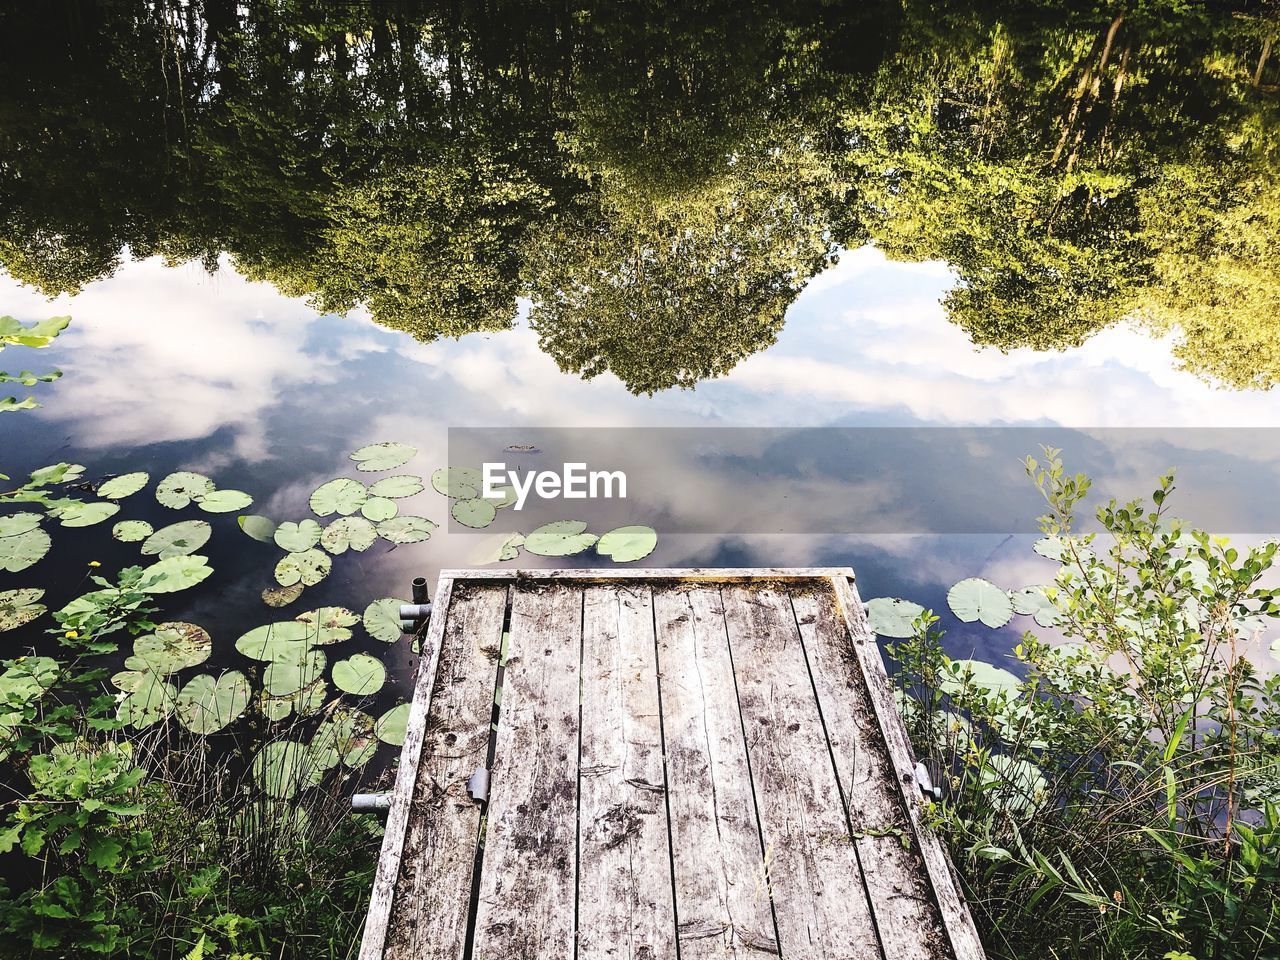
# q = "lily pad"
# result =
<box><xmin>117</xmin><ymin>675</ymin><xmax>177</xmax><ymax>729</ymax></box>
<box><xmin>176</xmin><ymin>671</ymin><xmax>250</xmax><ymax>734</ymax></box>
<box><xmin>262</xmin><ymin>583</ymin><xmax>304</xmax><ymax>608</ymax></box>
<box><xmin>0</xmin><ymin>513</ymin><xmax>42</xmax><ymax>537</ymax></box>
<box><xmin>235</xmin><ymin>621</ymin><xmax>314</xmax><ymax>661</ymax></box>
<box><xmin>1</xmin><ymin>315</ymin><xmax>69</xmax><ymax>348</ymax></box>
<box><xmin>368</xmin><ymin>475</ymin><xmax>424</xmax><ymax>499</ymax></box>
<box><xmin>947</xmin><ymin>578</ymin><xmax>1014</xmax><ymax>629</ymax></box>
<box><xmin>274</xmin><ymin>520</ymin><xmax>322</xmax><ymax>552</ymax></box>
<box><xmin>431</xmin><ymin>467</ymin><xmax>482</xmax><ymax>500</ymax></box>
<box><xmin>260</xmin><ymin>678</ymin><xmax>328</xmax><ymax>722</ymax></box>
<box><xmin>1010</xmin><ymin>585</ymin><xmax>1062</xmax><ymax>628</ymax></box>
<box><xmin>350</xmin><ymin>442</ymin><xmax>415</xmax><ymax>472</ymax></box>
<box><xmin>309</xmin><ymin>478</ymin><xmax>367</xmax><ymax>517</ymax></box>
<box><xmin>314</xmin><ymin>709</ymin><xmax>378</xmax><ymax>767</ymax></box>
<box><xmin>198</xmin><ymin>489</ymin><xmax>253</xmax><ymax>513</ymax></box>
<box><xmin>97</xmin><ymin>472</ymin><xmax>149</xmax><ymax>499</ymax></box>
<box><xmin>470</xmin><ymin>532</ymin><xmax>525</xmax><ymax>565</ymax></box>
<box><xmin>111</xmin><ymin>670</ymin><xmax>154</xmax><ymax>693</ymax></box>
<box><xmin>360</xmin><ymin>497</ymin><xmax>398</xmax><ymax>522</ymax></box>
<box><xmin>376</xmin><ymin>516</ymin><xmax>436</xmax><ymax>545</ymax></box>
<box><xmin>596</xmin><ymin>525</ymin><xmax>657</xmax><ymax>563</ymax></box>
<box><xmin>940</xmin><ymin>659</ymin><xmax>1022</xmax><ymax>699</ymax></box>
<box><xmin>126</xmin><ymin>622</ymin><xmax>212</xmax><ymax>674</ymax></box>
<box><xmin>332</xmin><ymin>653</ymin><xmax>386</xmax><ymax>696</ymax></box>
<box><xmin>141</xmin><ymin>520</ymin><xmax>211</xmax><ymax>558</ymax></box>
<box><xmin>451</xmin><ymin>498</ymin><xmax>496</xmax><ymax>529</ymax></box>
<box><xmin>275</xmin><ymin>549</ymin><xmax>331</xmax><ymax>587</ymax></box>
<box><xmin>238</xmin><ymin>514</ymin><xmax>278</xmax><ymax>543</ymax></box>
<box><xmin>262</xmin><ymin>649</ymin><xmax>327</xmax><ymax>696</ymax></box>
<box><xmin>54</xmin><ymin>501</ymin><xmax>119</xmax><ymax>527</ymax></box>
<box><xmin>156</xmin><ymin>471</ymin><xmax>215</xmax><ymax>509</ymax></box>
<box><xmin>865</xmin><ymin>598</ymin><xmax>927</xmax><ymax>638</ymax></box>
<box><xmin>29</xmin><ymin>462</ymin><xmax>84</xmax><ymax>486</ymax></box>
<box><xmin>374</xmin><ymin>703</ymin><xmax>410</xmax><ymax>746</ymax></box>
<box><xmin>0</xmin><ymin>588</ymin><xmax>45</xmax><ymax>632</ymax></box>
<box><xmin>113</xmin><ymin>520</ymin><xmax>153</xmax><ymax>543</ymax></box>
<box><xmin>320</xmin><ymin>516</ymin><xmax>377</xmax><ymax>554</ymax></box>
<box><xmin>138</xmin><ymin>555</ymin><xmax>213</xmax><ymax>593</ymax></box>
<box><xmin>0</xmin><ymin>528</ymin><xmax>51</xmax><ymax>572</ymax></box>
<box><xmin>524</xmin><ymin>520</ymin><xmax>598</xmax><ymax>557</ymax></box>
<box><xmin>363</xmin><ymin>598</ymin><xmax>406</xmax><ymax>643</ymax></box>
<box><xmin>296</xmin><ymin>607</ymin><xmax>358</xmax><ymax>645</ymax></box>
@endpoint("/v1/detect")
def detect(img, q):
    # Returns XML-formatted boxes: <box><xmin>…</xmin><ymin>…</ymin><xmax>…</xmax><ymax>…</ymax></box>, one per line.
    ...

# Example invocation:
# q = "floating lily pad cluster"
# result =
<box><xmin>1</xmin><ymin>315</ymin><xmax>68</xmax><ymax>412</ymax></box>
<box><xmin>156</xmin><ymin>470</ymin><xmax>253</xmax><ymax>513</ymax></box>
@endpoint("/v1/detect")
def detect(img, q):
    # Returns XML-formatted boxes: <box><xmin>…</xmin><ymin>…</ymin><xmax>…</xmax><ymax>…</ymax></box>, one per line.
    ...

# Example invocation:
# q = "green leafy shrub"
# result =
<box><xmin>887</xmin><ymin>451</ymin><xmax>1280</xmax><ymax>960</ymax></box>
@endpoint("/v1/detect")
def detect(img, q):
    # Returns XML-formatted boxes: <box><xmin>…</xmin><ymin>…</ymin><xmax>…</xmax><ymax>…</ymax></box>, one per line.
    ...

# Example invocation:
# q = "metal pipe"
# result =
<box><xmin>351</xmin><ymin>792</ymin><xmax>393</xmax><ymax>813</ymax></box>
<box><xmin>411</xmin><ymin>577</ymin><xmax>429</xmax><ymax>604</ymax></box>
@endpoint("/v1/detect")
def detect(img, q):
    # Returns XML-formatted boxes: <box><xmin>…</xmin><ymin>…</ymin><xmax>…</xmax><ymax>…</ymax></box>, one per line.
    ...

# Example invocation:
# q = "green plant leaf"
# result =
<box><xmin>0</xmin><ymin>588</ymin><xmax>45</xmax><ymax>632</ymax></box>
<box><xmin>138</xmin><ymin>555</ymin><xmax>214</xmax><ymax>593</ymax></box>
<box><xmin>176</xmin><ymin>671</ymin><xmax>250</xmax><ymax>734</ymax></box>
<box><xmin>947</xmin><ymin>578</ymin><xmax>1014</xmax><ymax>628</ymax></box>
<box><xmin>368</xmin><ymin>475</ymin><xmax>424</xmax><ymax>499</ymax></box>
<box><xmin>0</xmin><ymin>513</ymin><xmax>42</xmax><ymax>537</ymax></box>
<box><xmin>362</xmin><ymin>598</ymin><xmax>406</xmax><ymax>643</ymax></box>
<box><xmin>262</xmin><ymin>583</ymin><xmax>304</xmax><ymax>608</ymax></box>
<box><xmin>0</xmin><ymin>315</ymin><xmax>69</xmax><ymax>348</ymax></box>
<box><xmin>524</xmin><ymin>520</ymin><xmax>598</xmax><ymax>557</ymax></box>
<box><xmin>238</xmin><ymin>514</ymin><xmax>277</xmax><ymax>543</ymax></box>
<box><xmin>117</xmin><ymin>674</ymin><xmax>177</xmax><ymax>729</ymax></box>
<box><xmin>451</xmin><ymin>498</ymin><xmax>496</xmax><ymax>529</ymax></box>
<box><xmin>235</xmin><ymin>621</ymin><xmax>314</xmax><ymax>661</ymax></box>
<box><xmin>596</xmin><ymin>525</ymin><xmax>657</xmax><ymax>562</ymax></box>
<box><xmin>274</xmin><ymin>549</ymin><xmax>331</xmax><ymax>587</ymax></box>
<box><xmin>156</xmin><ymin>472</ymin><xmax>215</xmax><ymax>509</ymax></box>
<box><xmin>141</xmin><ymin>520</ymin><xmax>211</xmax><ymax>558</ymax></box>
<box><xmin>309</xmin><ymin>478</ymin><xmax>367</xmax><ymax>517</ymax></box>
<box><xmin>97</xmin><ymin>472</ymin><xmax>149</xmax><ymax>499</ymax></box>
<box><xmin>350</xmin><ymin>442</ymin><xmax>416</xmax><ymax>472</ymax></box>
<box><xmin>940</xmin><ymin>659</ymin><xmax>1021</xmax><ymax>699</ymax></box>
<box><xmin>29</xmin><ymin>462</ymin><xmax>84</xmax><ymax>486</ymax></box>
<box><xmin>1010</xmin><ymin>585</ymin><xmax>1062</xmax><ymax>628</ymax></box>
<box><xmin>332</xmin><ymin>653</ymin><xmax>386</xmax><ymax>696</ymax></box>
<box><xmin>262</xmin><ymin>648</ymin><xmax>327</xmax><ymax>696</ymax></box>
<box><xmin>53</xmin><ymin>501</ymin><xmax>119</xmax><ymax>527</ymax></box>
<box><xmin>274</xmin><ymin>520</ymin><xmax>322</xmax><ymax>552</ymax></box>
<box><xmin>313</xmin><ymin>708</ymin><xmax>378</xmax><ymax>767</ymax></box>
<box><xmin>320</xmin><ymin>516</ymin><xmax>377</xmax><ymax>554</ymax></box>
<box><xmin>376</xmin><ymin>516</ymin><xmax>436</xmax><ymax>544</ymax></box>
<box><xmin>260</xmin><ymin>678</ymin><xmax>328</xmax><ymax>722</ymax></box>
<box><xmin>197</xmin><ymin>489</ymin><xmax>253</xmax><ymax>513</ymax></box>
<box><xmin>374</xmin><ymin>703</ymin><xmax>410</xmax><ymax>746</ymax></box>
<box><xmin>112</xmin><ymin>519</ymin><xmax>153</xmax><ymax>543</ymax></box>
<box><xmin>360</xmin><ymin>497</ymin><xmax>398</xmax><ymax>521</ymax></box>
<box><xmin>864</xmin><ymin>597</ymin><xmax>927</xmax><ymax>638</ymax></box>
<box><xmin>250</xmin><ymin>741</ymin><xmax>323</xmax><ymax>800</ymax></box>
<box><xmin>430</xmin><ymin>467</ymin><xmax>482</xmax><ymax>499</ymax></box>
<box><xmin>0</xmin><ymin>527</ymin><xmax>52</xmax><ymax>572</ymax></box>
<box><xmin>125</xmin><ymin>622</ymin><xmax>212</xmax><ymax>674</ymax></box>
<box><xmin>470</xmin><ymin>532</ymin><xmax>524</xmax><ymax>565</ymax></box>
<box><xmin>296</xmin><ymin>606</ymin><xmax>358</xmax><ymax>645</ymax></box>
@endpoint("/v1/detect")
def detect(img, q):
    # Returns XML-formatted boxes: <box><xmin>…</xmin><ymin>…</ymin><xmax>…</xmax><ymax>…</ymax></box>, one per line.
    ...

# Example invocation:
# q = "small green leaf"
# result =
<box><xmin>360</xmin><ymin>497</ymin><xmax>398</xmax><ymax>522</ymax></box>
<box><xmin>275</xmin><ymin>549</ymin><xmax>331</xmax><ymax>587</ymax></box>
<box><xmin>197</xmin><ymin>489</ymin><xmax>253</xmax><ymax>513</ymax></box>
<box><xmin>97</xmin><ymin>472</ymin><xmax>149</xmax><ymax>499</ymax></box>
<box><xmin>274</xmin><ymin>520</ymin><xmax>322</xmax><ymax>552</ymax></box>
<box><xmin>238</xmin><ymin>514</ymin><xmax>277</xmax><ymax>543</ymax></box>
<box><xmin>947</xmin><ymin>578</ymin><xmax>1014</xmax><ymax>629</ymax></box>
<box><xmin>0</xmin><ymin>588</ymin><xmax>45</xmax><ymax>632</ymax></box>
<box><xmin>374</xmin><ymin>703</ymin><xmax>410</xmax><ymax>746</ymax></box>
<box><xmin>332</xmin><ymin>653</ymin><xmax>386</xmax><ymax>696</ymax></box>
<box><xmin>376</xmin><ymin>516</ymin><xmax>436</xmax><ymax>544</ymax></box>
<box><xmin>156</xmin><ymin>472</ymin><xmax>215</xmax><ymax>509</ymax></box>
<box><xmin>320</xmin><ymin>516</ymin><xmax>377</xmax><ymax>554</ymax></box>
<box><xmin>451</xmin><ymin>498</ymin><xmax>496</xmax><ymax>529</ymax></box>
<box><xmin>524</xmin><ymin>520</ymin><xmax>598</xmax><ymax>557</ymax></box>
<box><xmin>350</xmin><ymin>442</ymin><xmax>416</xmax><ymax>472</ymax></box>
<box><xmin>112</xmin><ymin>520</ymin><xmax>153</xmax><ymax>543</ymax></box>
<box><xmin>141</xmin><ymin>520</ymin><xmax>212</xmax><ymax>558</ymax></box>
<box><xmin>362</xmin><ymin>598</ymin><xmax>406</xmax><ymax>643</ymax></box>
<box><xmin>596</xmin><ymin>525</ymin><xmax>657</xmax><ymax>563</ymax></box>
<box><xmin>368</xmin><ymin>475</ymin><xmax>424</xmax><ymax>499</ymax></box>
<box><xmin>309</xmin><ymin>478</ymin><xmax>367</xmax><ymax>517</ymax></box>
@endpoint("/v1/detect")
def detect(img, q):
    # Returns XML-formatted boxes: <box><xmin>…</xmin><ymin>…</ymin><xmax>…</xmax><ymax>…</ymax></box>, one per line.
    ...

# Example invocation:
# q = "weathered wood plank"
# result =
<box><xmin>791</xmin><ymin>584</ymin><xmax>947</xmax><ymax>960</ymax></box>
<box><xmin>383</xmin><ymin>581</ymin><xmax>508</xmax><ymax>960</ymax></box>
<box><xmin>577</xmin><ymin>585</ymin><xmax>676</xmax><ymax>959</ymax></box>
<box><xmin>470</xmin><ymin>581</ymin><xmax>583</xmax><ymax>959</ymax></box>
<box><xmin>443</xmin><ymin>568</ymin><xmax>857</xmax><ymax>582</ymax></box>
<box><xmin>721</xmin><ymin>584</ymin><xmax>883</xmax><ymax>960</ymax></box>
<box><xmin>830</xmin><ymin>576</ymin><xmax>985</xmax><ymax>960</ymax></box>
<box><xmin>654</xmin><ymin>585</ymin><xmax>780</xmax><ymax>957</ymax></box>
<box><xmin>359</xmin><ymin>573</ymin><xmax>456</xmax><ymax>960</ymax></box>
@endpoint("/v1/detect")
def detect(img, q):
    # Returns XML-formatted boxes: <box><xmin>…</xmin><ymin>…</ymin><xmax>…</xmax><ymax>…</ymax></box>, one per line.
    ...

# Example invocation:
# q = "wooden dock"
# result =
<box><xmin>359</xmin><ymin>568</ymin><xmax>985</xmax><ymax>960</ymax></box>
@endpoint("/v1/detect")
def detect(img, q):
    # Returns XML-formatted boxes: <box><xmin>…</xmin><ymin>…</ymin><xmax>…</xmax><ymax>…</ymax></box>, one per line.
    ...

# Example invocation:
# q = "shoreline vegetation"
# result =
<box><xmin>0</xmin><ymin>1</ymin><xmax>1277</xmax><ymax>394</ymax></box>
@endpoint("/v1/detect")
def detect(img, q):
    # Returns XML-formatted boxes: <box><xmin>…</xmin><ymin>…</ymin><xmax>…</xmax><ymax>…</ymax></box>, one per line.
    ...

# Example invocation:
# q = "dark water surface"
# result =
<box><xmin>2</xmin><ymin>0</ymin><xmax>1279</xmax><ymax>701</ymax></box>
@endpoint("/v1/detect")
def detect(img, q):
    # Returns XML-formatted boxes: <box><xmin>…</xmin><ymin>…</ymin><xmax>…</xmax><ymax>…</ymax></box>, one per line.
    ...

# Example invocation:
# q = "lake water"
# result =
<box><xmin>2</xmin><ymin>0</ymin><xmax>1279</xmax><ymax>715</ymax></box>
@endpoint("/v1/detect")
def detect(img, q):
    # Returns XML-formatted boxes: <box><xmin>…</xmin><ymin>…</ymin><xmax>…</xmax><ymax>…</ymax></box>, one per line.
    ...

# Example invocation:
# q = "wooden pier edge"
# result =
<box><xmin>358</xmin><ymin>572</ymin><xmax>455</xmax><ymax>960</ymax></box>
